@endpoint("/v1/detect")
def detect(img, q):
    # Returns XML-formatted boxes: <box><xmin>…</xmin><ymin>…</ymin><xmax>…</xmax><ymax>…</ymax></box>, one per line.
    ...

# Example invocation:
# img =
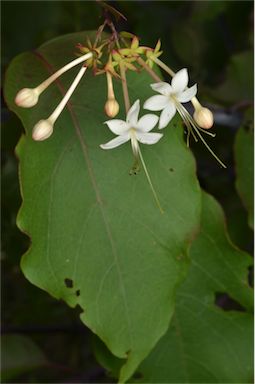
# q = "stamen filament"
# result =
<box><xmin>176</xmin><ymin>104</ymin><xmax>198</xmax><ymax>143</ymax></box>
<box><xmin>138</xmin><ymin>146</ymin><xmax>164</xmax><ymax>214</ymax></box>
<box><xmin>49</xmin><ymin>65</ymin><xmax>87</xmax><ymax>124</ymax></box>
<box><xmin>174</xmin><ymin>101</ymin><xmax>225</xmax><ymax>167</ymax></box>
<box><xmin>192</xmin><ymin>125</ymin><xmax>226</xmax><ymax>168</ymax></box>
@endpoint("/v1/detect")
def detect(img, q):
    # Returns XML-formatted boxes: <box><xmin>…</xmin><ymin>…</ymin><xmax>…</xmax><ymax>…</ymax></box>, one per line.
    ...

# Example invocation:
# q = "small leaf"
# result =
<box><xmin>1</xmin><ymin>334</ymin><xmax>47</xmax><ymax>381</ymax></box>
<box><xmin>234</xmin><ymin>110</ymin><xmax>254</xmax><ymax>229</ymax></box>
<box><xmin>139</xmin><ymin>192</ymin><xmax>253</xmax><ymax>383</ymax></box>
<box><xmin>4</xmin><ymin>31</ymin><xmax>201</xmax><ymax>382</ymax></box>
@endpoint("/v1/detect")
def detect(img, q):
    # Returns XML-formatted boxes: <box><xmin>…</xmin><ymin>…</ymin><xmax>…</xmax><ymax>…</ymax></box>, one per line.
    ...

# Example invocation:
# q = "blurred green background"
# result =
<box><xmin>1</xmin><ymin>1</ymin><xmax>253</xmax><ymax>382</ymax></box>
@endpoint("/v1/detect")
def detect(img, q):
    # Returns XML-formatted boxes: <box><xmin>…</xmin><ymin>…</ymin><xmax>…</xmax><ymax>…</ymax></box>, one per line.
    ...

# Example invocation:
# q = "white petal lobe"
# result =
<box><xmin>171</xmin><ymin>68</ymin><xmax>188</xmax><ymax>94</ymax></box>
<box><xmin>159</xmin><ymin>104</ymin><xmax>176</xmax><ymax>129</ymax></box>
<box><xmin>177</xmin><ymin>84</ymin><xmax>197</xmax><ymax>103</ymax></box>
<box><xmin>137</xmin><ymin>132</ymin><xmax>163</xmax><ymax>145</ymax></box>
<box><xmin>150</xmin><ymin>82</ymin><xmax>172</xmax><ymax>96</ymax></box>
<box><xmin>100</xmin><ymin>134</ymin><xmax>130</xmax><ymax>150</ymax></box>
<box><xmin>104</xmin><ymin>119</ymin><xmax>129</xmax><ymax>135</ymax></box>
<box><xmin>143</xmin><ymin>95</ymin><xmax>169</xmax><ymax>111</ymax></box>
<box><xmin>137</xmin><ymin>114</ymin><xmax>159</xmax><ymax>132</ymax></box>
<box><xmin>127</xmin><ymin>100</ymin><xmax>140</xmax><ymax>125</ymax></box>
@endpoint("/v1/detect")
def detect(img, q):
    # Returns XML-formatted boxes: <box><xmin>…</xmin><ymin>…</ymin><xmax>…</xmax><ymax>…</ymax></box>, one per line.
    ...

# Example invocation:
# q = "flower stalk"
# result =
<box><xmin>32</xmin><ymin>65</ymin><xmax>87</xmax><ymax>141</ymax></box>
<box><xmin>15</xmin><ymin>52</ymin><xmax>93</xmax><ymax>108</ymax></box>
<box><xmin>119</xmin><ymin>61</ymin><xmax>131</xmax><ymax>112</ymax></box>
<box><xmin>137</xmin><ymin>57</ymin><xmax>161</xmax><ymax>83</ymax></box>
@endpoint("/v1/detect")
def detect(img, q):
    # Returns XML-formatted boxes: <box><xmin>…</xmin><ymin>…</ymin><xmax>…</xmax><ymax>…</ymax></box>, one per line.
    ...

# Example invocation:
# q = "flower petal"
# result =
<box><xmin>143</xmin><ymin>95</ymin><xmax>169</xmax><ymax>111</ymax></box>
<box><xmin>100</xmin><ymin>134</ymin><xmax>130</xmax><ymax>150</ymax></box>
<box><xmin>171</xmin><ymin>68</ymin><xmax>188</xmax><ymax>94</ymax></box>
<box><xmin>104</xmin><ymin>119</ymin><xmax>129</xmax><ymax>135</ymax></box>
<box><xmin>150</xmin><ymin>82</ymin><xmax>172</xmax><ymax>96</ymax></box>
<box><xmin>159</xmin><ymin>104</ymin><xmax>176</xmax><ymax>129</ymax></box>
<box><xmin>176</xmin><ymin>84</ymin><xmax>197</xmax><ymax>103</ymax></box>
<box><xmin>136</xmin><ymin>114</ymin><xmax>159</xmax><ymax>132</ymax></box>
<box><xmin>126</xmin><ymin>100</ymin><xmax>140</xmax><ymax>125</ymax></box>
<box><xmin>136</xmin><ymin>132</ymin><xmax>163</xmax><ymax>145</ymax></box>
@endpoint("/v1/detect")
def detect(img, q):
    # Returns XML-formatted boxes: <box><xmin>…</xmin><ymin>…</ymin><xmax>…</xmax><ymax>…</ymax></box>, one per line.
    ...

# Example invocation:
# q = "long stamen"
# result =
<box><xmin>175</xmin><ymin>102</ymin><xmax>226</xmax><ymax>168</ymax></box>
<box><xmin>176</xmin><ymin>104</ymin><xmax>198</xmax><ymax>143</ymax></box>
<box><xmin>193</xmin><ymin>126</ymin><xmax>226</xmax><ymax>168</ymax></box>
<box><xmin>138</xmin><ymin>145</ymin><xmax>164</xmax><ymax>214</ymax></box>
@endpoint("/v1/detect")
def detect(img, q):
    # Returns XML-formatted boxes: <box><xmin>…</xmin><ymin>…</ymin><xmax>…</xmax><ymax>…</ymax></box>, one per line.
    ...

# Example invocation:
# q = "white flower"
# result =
<box><xmin>100</xmin><ymin>100</ymin><xmax>162</xmax><ymax>155</ymax></box>
<box><xmin>101</xmin><ymin>99</ymin><xmax>164</xmax><ymax>212</ymax></box>
<box><xmin>144</xmin><ymin>68</ymin><xmax>226</xmax><ymax>168</ymax></box>
<box><xmin>143</xmin><ymin>68</ymin><xmax>197</xmax><ymax>129</ymax></box>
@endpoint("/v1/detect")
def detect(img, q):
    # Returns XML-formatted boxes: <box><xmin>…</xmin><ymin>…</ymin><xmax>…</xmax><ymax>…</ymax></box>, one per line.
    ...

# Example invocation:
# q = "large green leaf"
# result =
<box><xmin>234</xmin><ymin>111</ymin><xmax>254</xmax><ymax>229</ymax></box>
<box><xmin>4</xmin><ymin>31</ymin><xmax>201</xmax><ymax>382</ymax></box>
<box><xmin>139</xmin><ymin>192</ymin><xmax>253</xmax><ymax>383</ymax></box>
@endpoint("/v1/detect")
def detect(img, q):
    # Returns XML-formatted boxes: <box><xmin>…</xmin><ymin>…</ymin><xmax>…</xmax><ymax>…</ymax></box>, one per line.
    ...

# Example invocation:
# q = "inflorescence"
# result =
<box><xmin>14</xmin><ymin>22</ymin><xmax>226</xmax><ymax>212</ymax></box>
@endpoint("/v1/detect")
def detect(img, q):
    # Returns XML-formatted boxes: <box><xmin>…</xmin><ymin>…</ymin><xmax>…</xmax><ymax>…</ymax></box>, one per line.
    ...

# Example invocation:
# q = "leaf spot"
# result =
<box><xmin>64</xmin><ymin>278</ymin><xmax>73</xmax><ymax>288</ymax></box>
<box><xmin>76</xmin><ymin>289</ymin><xmax>80</xmax><ymax>297</ymax></box>
<box><xmin>215</xmin><ymin>292</ymin><xmax>246</xmax><ymax>312</ymax></box>
<box><xmin>133</xmin><ymin>372</ymin><xmax>144</xmax><ymax>379</ymax></box>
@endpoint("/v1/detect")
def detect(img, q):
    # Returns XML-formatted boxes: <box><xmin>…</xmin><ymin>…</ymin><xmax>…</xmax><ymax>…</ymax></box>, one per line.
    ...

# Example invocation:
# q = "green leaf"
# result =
<box><xmin>139</xmin><ymin>192</ymin><xmax>253</xmax><ymax>383</ymax></box>
<box><xmin>93</xmin><ymin>335</ymin><xmax>124</xmax><ymax>379</ymax></box>
<box><xmin>210</xmin><ymin>51</ymin><xmax>253</xmax><ymax>104</ymax></box>
<box><xmin>4</xmin><ymin>31</ymin><xmax>201</xmax><ymax>382</ymax></box>
<box><xmin>234</xmin><ymin>111</ymin><xmax>254</xmax><ymax>229</ymax></box>
<box><xmin>1</xmin><ymin>334</ymin><xmax>47</xmax><ymax>381</ymax></box>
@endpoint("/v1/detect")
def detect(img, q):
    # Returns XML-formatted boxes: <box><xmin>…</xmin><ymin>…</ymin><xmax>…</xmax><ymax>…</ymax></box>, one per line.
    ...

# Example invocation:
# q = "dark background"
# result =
<box><xmin>1</xmin><ymin>1</ymin><xmax>253</xmax><ymax>382</ymax></box>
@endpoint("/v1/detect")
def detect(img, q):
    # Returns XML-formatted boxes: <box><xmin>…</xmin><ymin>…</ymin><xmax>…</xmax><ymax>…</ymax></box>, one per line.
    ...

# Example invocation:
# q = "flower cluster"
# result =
<box><xmin>14</xmin><ymin>21</ymin><xmax>226</xmax><ymax>210</ymax></box>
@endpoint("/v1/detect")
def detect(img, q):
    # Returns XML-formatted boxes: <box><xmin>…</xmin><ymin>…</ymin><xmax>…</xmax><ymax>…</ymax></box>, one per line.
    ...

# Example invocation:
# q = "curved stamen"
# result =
<box><xmin>174</xmin><ymin>101</ymin><xmax>226</xmax><ymax>168</ymax></box>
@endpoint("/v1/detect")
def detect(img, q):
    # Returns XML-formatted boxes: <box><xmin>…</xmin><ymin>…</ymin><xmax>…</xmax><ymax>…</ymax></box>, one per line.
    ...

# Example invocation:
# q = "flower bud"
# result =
<box><xmin>193</xmin><ymin>107</ymin><xmax>214</xmax><ymax>129</ymax></box>
<box><xmin>104</xmin><ymin>98</ymin><xmax>119</xmax><ymax>118</ymax></box>
<box><xmin>15</xmin><ymin>88</ymin><xmax>39</xmax><ymax>108</ymax></box>
<box><xmin>32</xmin><ymin>119</ymin><xmax>53</xmax><ymax>141</ymax></box>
